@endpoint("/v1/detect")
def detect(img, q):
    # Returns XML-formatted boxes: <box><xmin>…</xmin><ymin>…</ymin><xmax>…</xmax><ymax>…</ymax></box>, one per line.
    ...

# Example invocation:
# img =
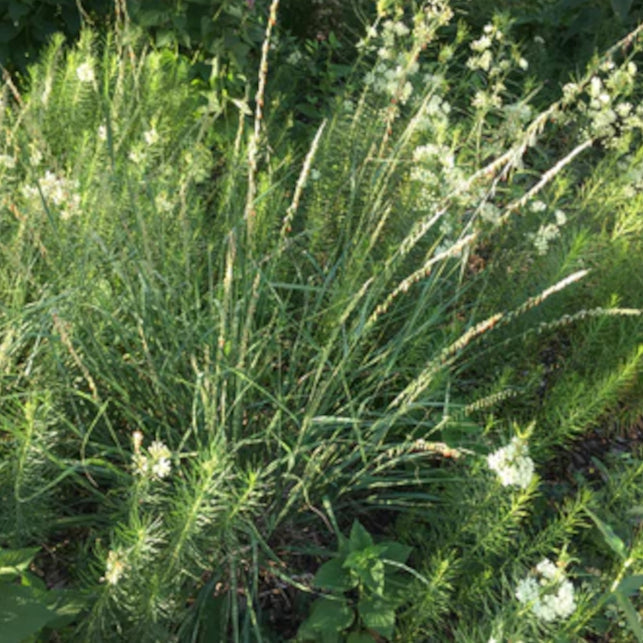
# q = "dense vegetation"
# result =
<box><xmin>0</xmin><ymin>1</ymin><xmax>642</xmax><ymax>641</ymax></box>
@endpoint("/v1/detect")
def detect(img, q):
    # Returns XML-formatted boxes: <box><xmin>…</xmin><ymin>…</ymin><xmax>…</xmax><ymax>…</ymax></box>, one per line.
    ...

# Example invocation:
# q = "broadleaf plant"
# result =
<box><xmin>297</xmin><ymin>520</ymin><xmax>413</xmax><ymax>642</ymax></box>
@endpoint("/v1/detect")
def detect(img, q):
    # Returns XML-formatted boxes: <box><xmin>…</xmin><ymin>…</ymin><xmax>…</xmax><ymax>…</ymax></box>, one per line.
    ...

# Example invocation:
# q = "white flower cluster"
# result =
<box><xmin>410</xmin><ymin>141</ymin><xmax>464</xmax><ymax>216</ymax></box>
<box><xmin>132</xmin><ymin>433</ymin><xmax>172</xmax><ymax>480</ymax></box>
<box><xmin>479</xmin><ymin>201</ymin><xmax>501</xmax><ymax>224</ymax></box>
<box><xmin>0</xmin><ymin>154</ymin><xmax>16</xmax><ymax>169</ymax></box>
<box><xmin>361</xmin><ymin>3</ymin><xmax>452</xmax><ymax>106</ymax></box>
<box><xmin>467</xmin><ymin>24</ymin><xmax>502</xmax><ymax>73</ymax></box>
<box><xmin>526</xmin><ymin>201</ymin><xmax>567</xmax><ymax>255</ymax></box>
<box><xmin>22</xmin><ymin>170</ymin><xmax>81</xmax><ymax>220</ymax></box>
<box><xmin>414</xmin><ymin>89</ymin><xmax>451</xmax><ymax>135</ymax></box>
<box><xmin>154</xmin><ymin>191</ymin><xmax>173</xmax><ymax>212</ymax></box>
<box><xmin>76</xmin><ymin>61</ymin><xmax>95</xmax><ymax>84</ymax></box>
<box><xmin>413</xmin><ymin>0</ymin><xmax>453</xmax><ymax>42</ymax></box>
<box><xmin>487</xmin><ymin>436</ymin><xmax>535</xmax><ymax>489</ymax></box>
<box><xmin>286</xmin><ymin>49</ymin><xmax>304</xmax><ymax>66</ymax></box>
<box><xmin>466</xmin><ymin>23</ymin><xmax>529</xmax><ymax>112</ymax></box>
<box><xmin>515</xmin><ymin>558</ymin><xmax>576</xmax><ymax>622</ymax></box>
<box><xmin>364</xmin><ymin>51</ymin><xmax>417</xmax><ymax>104</ymax></box>
<box><xmin>472</xmin><ymin>90</ymin><xmax>503</xmax><ymax>111</ymax></box>
<box><xmin>143</xmin><ymin>127</ymin><xmax>159</xmax><ymax>146</ymax></box>
<box><xmin>103</xmin><ymin>549</ymin><xmax>126</xmax><ymax>585</ymax></box>
<box><xmin>572</xmin><ymin>61</ymin><xmax>642</xmax><ymax>146</ymax></box>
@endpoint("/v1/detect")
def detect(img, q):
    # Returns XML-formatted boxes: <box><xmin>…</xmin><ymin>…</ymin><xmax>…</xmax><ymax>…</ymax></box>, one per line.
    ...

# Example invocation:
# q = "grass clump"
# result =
<box><xmin>0</xmin><ymin>1</ymin><xmax>642</xmax><ymax>641</ymax></box>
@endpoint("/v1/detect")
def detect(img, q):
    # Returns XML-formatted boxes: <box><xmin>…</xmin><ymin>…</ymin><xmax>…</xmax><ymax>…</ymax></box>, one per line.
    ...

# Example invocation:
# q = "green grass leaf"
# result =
<box><xmin>585</xmin><ymin>509</ymin><xmax>628</xmax><ymax>560</ymax></box>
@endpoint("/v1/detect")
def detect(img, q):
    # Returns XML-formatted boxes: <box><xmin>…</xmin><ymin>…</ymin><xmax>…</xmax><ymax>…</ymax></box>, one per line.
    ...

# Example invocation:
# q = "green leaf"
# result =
<box><xmin>0</xmin><ymin>547</ymin><xmax>40</xmax><ymax>579</ymax></box>
<box><xmin>616</xmin><ymin>574</ymin><xmax>643</xmax><ymax>597</ymax></box>
<box><xmin>380</xmin><ymin>542</ymin><xmax>412</xmax><ymax>565</ymax></box>
<box><xmin>349</xmin><ymin>522</ymin><xmax>374</xmax><ymax>553</ymax></box>
<box><xmin>614</xmin><ymin>591</ymin><xmax>643</xmax><ymax>642</ymax></box>
<box><xmin>0</xmin><ymin>584</ymin><xmax>59</xmax><ymax>643</ymax></box>
<box><xmin>314</xmin><ymin>558</ymin><xmax>357</xmax><ymax>592</ymax></box>
<box><xmin>357</xmin><ymin>595</ymin><xmax>396</xmax><ymax>639</ymax></box>
<box><xmin>344</xmin><ymin>549</ymin><xmax>386</xmax><ymax>595</ymax></box>
<box><xmin>21</xmin><ymin>570</ymin><xmax>47</xmax><ymax>591</ymax></box>
<box><xmin>585</xmin><ymin>509</ymin><xmax>628</xmax><ymax>560</ymax></box>
<box><xmin>301</xmin><ymin>597</ymin><xmax>354</xmax><ymax>634</ymax></box>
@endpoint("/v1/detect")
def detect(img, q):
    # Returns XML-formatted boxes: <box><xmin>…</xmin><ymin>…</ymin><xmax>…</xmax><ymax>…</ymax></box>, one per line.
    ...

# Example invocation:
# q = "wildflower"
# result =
<box><xmin>530</xmin><ymin>200</ymin><xmax>547</xmax><ymax>213</ymax></box>
<box><xmin>467</xmin><ymin>50</ymin><xmax>493</xmax><ymax>72</ymax></box>
<box><xmin>554</xmin><ymin>209</ymin><xmax>567</xmax><ymax>226</ymax></box>
<box><xmin>128</xmin><ymin>147</ymin><xmax>145</xmax><ymax>164</ymax></box>
<box><xmin>147</xmin><ymin>440</ymin><xmax>172</xmax><ymax>479</ymax></box>
<box><xmin>589</xmin><ymin>76</ymin><xmax>603</xmax><ymax>98</ymax></box>
<box><xmin>155</xmin><ymin>192</ymin><xmax>173</xmax><ymax>212</ymax></box>
<box><xmin>98</xmin><ymin>125</ymin><xmax>107</xmax><ymax>141</ymax></box>
<box><xmin>480</xmin><ymin>202</ymin><xmax>501</xmax><ymax>224</ymax></box>
<box><xmin>616</xmin><ymin>102</ymin><xmax>632</xmax><ymax>118</ymax></box>
<box><xmin>392</xmin><ymin>21</ymin><xmax>410</xmax><ymax>37</ymax></box>
<box><xmin>148</xmin><ymin>440</ymin><xmax>171</xmax><ymax>461</ymax></box>
<box><xmin>143</xmin><ymin>128</ymin><xmax>159</xmax><ymax>146</ymax></box>
<box><xmin>487</xmin><ymin>437</ymin><xmax>535</xmax><ymax>489</ymax></box>
<box><xmin>472</xmin><ymin>90</ymin><xmax>502</xmax><ymax>110</ymax></box>
<box><xmin>104</xmin><ymin>550</ymin><xmax>126</xmax><ymax>585</ymax></box>
<box><xmin>22</xmin><ymin>170</ymin><xmax>81</xmax><ymax>219</ymax></box>
<box><xmin>29</xmin><ymin>146</ymin><xmax>43</xmax><ymax>166</ymax></box>
<box><xmin>515</xmin><ymin>558</ymin><xmax>576</xmax><ymax>622</ymax></box>
<box><xmin>152</xmin><ymin>457</ymin><xmax>171</xmax><ymax>479</ymax></box>
<box><xmin>132</xmin><ymin>453</ymin><xmax>149</xmax><ymax>476</ymax></box>
<box><xmin>132</xmin><ymin>438</ymin><xmax>172</xmax><ymax>479</ymax></box>
<box><xmin>562</xmin><ymin>82</ymin><xmax>580</xmax><ymax>102</ymax></box>
<box><xmin>471</xmin><ymin>34</ymin><xmax>492</xmax><ymax>52</ymax></box>
<box><xmin>286</xmin><ymin>49</ymin><xmax>303</xmax><ymax>65</ymax></box>
<box><xmin>0</xmin><ymin>154</ymin><xmax>15</xmax><ymax>169</ymax></box>
<box><xmin>529</xmin><ymin>222</ymin><xmax>561</xmax><ymax>255</ymax></box>
<box><xmin>76</xmin><ymin>61</ymin><xmax>95</xmax><ymax>83</ymax></box>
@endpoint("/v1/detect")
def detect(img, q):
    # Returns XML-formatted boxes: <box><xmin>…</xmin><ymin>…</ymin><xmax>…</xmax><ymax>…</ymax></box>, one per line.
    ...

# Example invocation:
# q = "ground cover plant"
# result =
<box><xmin>0</xmin><ymin>1</ymin><xmax>642</xmax><ymax>641</ymax></box>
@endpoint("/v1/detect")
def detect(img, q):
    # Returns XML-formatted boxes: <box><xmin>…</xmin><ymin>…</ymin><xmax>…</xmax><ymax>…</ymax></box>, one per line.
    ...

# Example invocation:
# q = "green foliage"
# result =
<box><xmin>0</xmin><ymin>0</ymin><xmax>111</xmax><ymax>73</ymax></box>
<box><xmin>0</xmin><ymin>547</ymin><xmax>83</xmax><ymax>642</ymax></box>
<box><xmin>297</xmin><ymin>520</ymin><xmax>412</xmax><ymax>642</ymax></box>
<box><xmin>588</xmin><ymin>508</ymin><xmax>643</xmax><ymax>642</ymax></box>
<box><xmin>126</xmin><ymin>0</ymin><xmax>266</xmax><ymax>86</ymax></box>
